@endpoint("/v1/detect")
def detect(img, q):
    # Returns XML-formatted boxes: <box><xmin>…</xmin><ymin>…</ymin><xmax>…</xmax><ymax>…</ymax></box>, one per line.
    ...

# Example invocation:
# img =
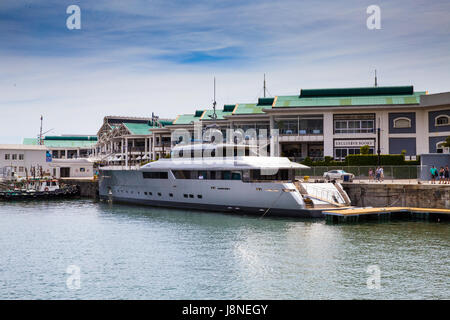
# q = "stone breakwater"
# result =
<box><xmin>343</xmin><ymin>183</ymin><xmax>450</xmax><ymax>209</ymax></box>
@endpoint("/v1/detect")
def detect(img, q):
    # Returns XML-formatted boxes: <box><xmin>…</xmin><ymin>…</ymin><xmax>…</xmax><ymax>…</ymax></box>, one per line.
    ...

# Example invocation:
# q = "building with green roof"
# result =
<box><xmin>78</xmin><ymin>85</ymin><xmax>450</xmax><ymax>164</ymax></box>
<box><xmin>23</xmin><ymin>135</ymin><xmax>97</xmax><ymax>159</ymax></box>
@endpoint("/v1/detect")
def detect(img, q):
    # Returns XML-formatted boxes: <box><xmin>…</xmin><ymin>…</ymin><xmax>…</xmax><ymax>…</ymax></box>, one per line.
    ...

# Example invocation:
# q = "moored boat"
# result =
<box><xmin>98</xmin><ymin>144</ymin><xmax>351</xmax><ymax>218</ymax></box>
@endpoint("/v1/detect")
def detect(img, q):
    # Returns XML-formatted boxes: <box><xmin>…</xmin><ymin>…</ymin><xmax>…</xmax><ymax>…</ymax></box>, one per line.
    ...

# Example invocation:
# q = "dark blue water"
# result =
<box><xmin>0</xmin><ymin>199</ymin><xmax>448</xmax><ymax>299</ymax></box>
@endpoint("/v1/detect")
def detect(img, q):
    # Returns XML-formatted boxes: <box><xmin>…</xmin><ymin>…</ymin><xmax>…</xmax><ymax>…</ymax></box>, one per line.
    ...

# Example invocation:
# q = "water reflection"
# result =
<box><xmin>0</xmin><ymin>200</ymin><xmax>448</xmax><ymax>299</ymax></box>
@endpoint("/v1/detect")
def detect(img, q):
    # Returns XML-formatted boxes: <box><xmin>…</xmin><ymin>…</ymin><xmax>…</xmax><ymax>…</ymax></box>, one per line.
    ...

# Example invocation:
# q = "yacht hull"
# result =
<box><xmin>99</xmin><ymin>194</ymin><xmax>325</xmax><ymax>218</ymax></box>
<box><xmin>98</xmin><ymin>168</ymin><xmax>324</xmax><ymax>218</ymax></box>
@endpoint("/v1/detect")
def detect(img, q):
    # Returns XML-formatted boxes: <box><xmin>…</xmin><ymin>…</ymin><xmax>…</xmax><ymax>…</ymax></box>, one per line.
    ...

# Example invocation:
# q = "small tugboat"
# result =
<box><xmin>0</xmin><ymin>178</ymin><xmax>79</xmax><ymax>201</ymax></box>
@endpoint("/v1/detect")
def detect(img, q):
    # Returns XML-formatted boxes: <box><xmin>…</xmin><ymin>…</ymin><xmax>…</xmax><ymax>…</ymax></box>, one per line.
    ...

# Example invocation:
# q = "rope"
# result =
<box><xmin>260</xmin><ymin>190</ymin><xmax>285</xmax><ymax>219</ymax></box>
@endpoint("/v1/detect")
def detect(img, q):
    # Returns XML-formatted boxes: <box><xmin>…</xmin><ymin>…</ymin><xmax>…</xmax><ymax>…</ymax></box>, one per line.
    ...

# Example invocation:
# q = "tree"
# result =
<box><xmin>360</xmin><ymin>144</ymin><xmax>370</xmax><ymax>155</ymax></box>
<box><xmin>443</xmin><ymin>136</ymin><xmax>450</xmax><ymax>148</ymax></box>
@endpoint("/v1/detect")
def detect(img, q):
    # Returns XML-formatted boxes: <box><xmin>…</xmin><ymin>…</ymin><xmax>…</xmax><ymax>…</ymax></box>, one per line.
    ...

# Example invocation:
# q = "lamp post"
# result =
<box><xmin>377</xmin><ymin>126</ymin><xmax>381</xmax><ymax>166</ymax></box>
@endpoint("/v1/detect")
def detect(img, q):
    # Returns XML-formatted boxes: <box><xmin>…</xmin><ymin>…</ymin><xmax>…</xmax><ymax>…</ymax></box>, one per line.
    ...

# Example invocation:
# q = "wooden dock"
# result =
<box><xmin>323</xmin><ymin>207</ymin><xmax>450</xmax><ymax>223</ymax></box>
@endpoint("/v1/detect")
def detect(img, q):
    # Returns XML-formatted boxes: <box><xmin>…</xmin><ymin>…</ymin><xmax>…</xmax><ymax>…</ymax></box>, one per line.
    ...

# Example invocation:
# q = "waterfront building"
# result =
<box><xmin>0</xmin><ymin>144</ymin><xmax>48</xmax><ymax>179</ymax></box>
<box><xmin>0</xmin><ymin>144</ymin><xmax>95</xmax><ymax>180</ymax></box>
<box><xmin>160</xmin><ymin>86</ymin><xmax>450</xmax><ymax>161</ymax></box>
<box><xmin>94</xmin><ymin>116</ymin><xmax>173</xmax><ymax>165</ymax></box>
<box><xmin>90</xmin><ymin>85</ymin><xmax>449</xmax><ymax>165</ymax></box>
<box><xmin>23</xmin><ymin>135</ymin><xmax>98</xmax><ymax>159</ymax></box>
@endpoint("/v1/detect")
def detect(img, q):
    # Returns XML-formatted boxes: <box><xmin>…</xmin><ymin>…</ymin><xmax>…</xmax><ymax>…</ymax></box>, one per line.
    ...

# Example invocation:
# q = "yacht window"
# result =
<box><xmin>197</xmin><ymin>195</ymin><xmax>202</xmax><ymax>199</ymax></box>
<box><xmin>158</xmin><ymin>192</ymin><xmax>162</xmax><ymax>196</ymax></box>
<box><xmin>198</xmin><ymin>171</ymin><xmax>207</xmax><ymax>179</ymax></box>
<box><xmin>173</xmin><ymin>170</ymin><xmax>193</xmax><ymax>179</ymax></box>
<box><xmin>169</xmin><ymin>193</ymin><xmax>173</xmax><ymax>197</ymax></box>
<box><xmin>143</xmin><ymin>171</ymin><xmax>168</xmax><ymax>179</ymax></box>
<box><xmin>184</xmin><ymin>194</ymin><xmax>188</xmax><ymax>198</ymax></box>
<box><xmin>189</xmin><ymin>194</ymin><xmax>194</xmax><ymax>198</ymax></box>
<box><xmin>231</xmin><ymin>172</ymin><xmax>241</xmax><ymax>180</ymax></box>
<box><xmin>222</xmin><ymin>171</ymin><xmax>231</xmax><ymax>180</ymax></box>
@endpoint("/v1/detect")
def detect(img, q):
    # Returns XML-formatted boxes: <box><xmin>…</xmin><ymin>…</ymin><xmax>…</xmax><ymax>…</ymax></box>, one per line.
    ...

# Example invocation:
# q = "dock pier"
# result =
<box><xmin>324</xmin><ymin>207</ymin><xmax>450</xmax><ymax>223</ymax></box>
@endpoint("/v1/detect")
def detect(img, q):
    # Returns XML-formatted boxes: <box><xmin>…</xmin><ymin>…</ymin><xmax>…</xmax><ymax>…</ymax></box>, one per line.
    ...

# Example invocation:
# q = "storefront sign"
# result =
<box><xmin>334</xmin><ymin>139</ymin><xmax>375</xmax><ymax>147</ymax></box>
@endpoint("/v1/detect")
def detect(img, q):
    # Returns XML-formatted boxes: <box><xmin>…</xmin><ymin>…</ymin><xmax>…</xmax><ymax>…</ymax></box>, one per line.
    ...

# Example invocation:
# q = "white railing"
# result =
<box><xmin>303</xmin><ymin>184</ymin><xmax>345</xmax><ymax>204</ymax></box>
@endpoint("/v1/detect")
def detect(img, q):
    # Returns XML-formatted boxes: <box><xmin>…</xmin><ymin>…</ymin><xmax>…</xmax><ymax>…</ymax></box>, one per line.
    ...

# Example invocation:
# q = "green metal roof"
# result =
<box><xmin>194</xmin><ymin>110</ymin><xmax>204</xmax><ymax>117</ymax></box>
<box><xmin>300</xmin><ymin>86</ymin><xmax>414</xmax><ymax>98</ymax></box>
<box><xmin>173</xmin><ymin>113</ymin><xmax>203</xmax><ymax>125</ymax></box>
<box><xmin>223</xmin><ymin>104</ymin><xmax>236</xmax><ymax>112</ymax></box>
<box><xmin>274</xmin><ymin>90</ymin><xmax>424</xmax><ymax>108</ymax></box>
<box><xmin>44</xmin><ymin>136</ymin><xmax>97</xmax><ymax>141</ymax></box>
<box><xmin>232</xmin><ymin>98</ymin><xmax>275</xmax><ymax>115</ymax></box>
<box><xmin>257</xmin><ymin>97</ymin><xmax>274</xmax><ymax>105</ymax></box>
<box><xmin>157</xmin><ymin>120</ymin><xmax>173</xmax><ymax>126</ymax></box>
<box><xmin>201</xmin><ymin>109</ymin><xmax>233</xmax><ymax>120</ymax></box>
<box><xmin>23</xmin><ymin>138</ymin><xmax>38</xmax><ymax>145</ymax></box>
<box><xmin>23</xmin><ymin>137</ymin><xmax>97</xmax><ymax>148</ymax></box>
<box><xmin>123</xmin><ymin>122</ymin><xmax>154</xmax><ymax>135</ymax></box>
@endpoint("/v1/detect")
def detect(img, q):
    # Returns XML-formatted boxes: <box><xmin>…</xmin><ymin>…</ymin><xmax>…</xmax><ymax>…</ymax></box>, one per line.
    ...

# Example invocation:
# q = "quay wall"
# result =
<box><xmin>342</xmin><ymin>183</ymin><xmax>450</xmax><ymax>209</ymax></box>
<box><xmin>62</xmin><ymin>178</ymin><xmax>99</xmax><ymax>198</ymax></box>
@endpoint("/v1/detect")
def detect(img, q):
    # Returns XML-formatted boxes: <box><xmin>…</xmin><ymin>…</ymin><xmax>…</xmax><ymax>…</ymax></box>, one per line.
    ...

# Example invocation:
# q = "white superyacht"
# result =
<box><xmin>98</xmin><ymin>143</ymin><xmax>351</xmax><ymax>218</ymax></box>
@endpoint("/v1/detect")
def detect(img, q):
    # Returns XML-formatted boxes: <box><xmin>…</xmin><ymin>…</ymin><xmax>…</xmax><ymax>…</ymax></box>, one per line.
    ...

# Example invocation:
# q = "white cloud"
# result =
<box><xmin>0</xmin><ymin>0</ymin><xmax>449</xmax><ymax>143</ymax></box>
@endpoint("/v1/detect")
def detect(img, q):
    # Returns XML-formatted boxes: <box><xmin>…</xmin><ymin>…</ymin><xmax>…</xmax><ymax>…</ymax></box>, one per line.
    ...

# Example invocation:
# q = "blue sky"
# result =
<box><xmin>1</xmin><ymin>0</ymin><xmax>450</xmax><ymax>143</ymax></box>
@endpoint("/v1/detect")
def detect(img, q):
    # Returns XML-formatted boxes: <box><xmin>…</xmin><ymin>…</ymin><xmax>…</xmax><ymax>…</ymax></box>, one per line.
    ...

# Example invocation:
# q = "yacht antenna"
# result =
<box><xmin>39</xmin><ymin>115</ymin><xmax>43</xmax><ymax>145</ymax></box>
<box><xmin>374</xmin><ymin>69</ymin><xmax>378</xmax><ymax>87</ymax></box>
<box><xmin>211</xmin><ymin>77</ymin><xmax>217</xmax><ymax>121</ymax></box>
<box><xmin>263</xmin><ymin>73</ymin><xmax>266</xmax><ymax>98</ymax></box>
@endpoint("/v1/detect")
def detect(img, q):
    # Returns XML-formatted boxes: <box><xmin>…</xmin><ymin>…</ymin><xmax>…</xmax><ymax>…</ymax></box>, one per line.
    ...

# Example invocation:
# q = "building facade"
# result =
<box><xmin>91</xmin><ymin>85</ymin><xmax>450</xmax><ymax>165</ymax></box>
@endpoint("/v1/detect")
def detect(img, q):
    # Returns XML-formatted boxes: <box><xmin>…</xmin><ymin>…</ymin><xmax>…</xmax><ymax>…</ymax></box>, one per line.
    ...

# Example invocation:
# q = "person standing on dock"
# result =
<box><xmin>375</xmin><ymin>167</ymin><xmax>381</xmax><ymax>182</ymax></box>
<box><xmin>368</xmin><ymin>168</ymin><xmax>374</xmax><ymax>182</ymax></box>
<box><xmin>430</xmin><ymin>166</ymin><xmax>438</xmax><ymax>184</ymax></box>
<box><xmin>380</xmin><ymin>167</ymin><xmax>384</xmax><ymax>182</ymax></box>
<box><xmin>439</xmin><ymin>167</ymin><xmax>445</xmax><ymax>184</ymax></box>
<box><xmin>444</xmin><ymin>165</ymin><xmax>449</xmax><ymax>184</ymax></box>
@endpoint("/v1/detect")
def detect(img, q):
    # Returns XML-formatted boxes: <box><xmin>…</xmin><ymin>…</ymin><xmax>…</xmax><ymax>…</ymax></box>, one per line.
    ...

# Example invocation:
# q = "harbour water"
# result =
<box><xmin>0</xmin><ymin>200</ymin><xmax>448</xmax><ymax>299</ymax></box>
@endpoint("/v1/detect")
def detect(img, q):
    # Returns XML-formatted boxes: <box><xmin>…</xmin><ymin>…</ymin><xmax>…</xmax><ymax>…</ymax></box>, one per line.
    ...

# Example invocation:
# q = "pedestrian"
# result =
<box><xmin>375</xmin><ymin>167</ymin><xmax>381</xmax><ymax>182</ymax></box>
<box><xmin>439</xmin><ymin>167</ymin><xmax>445</xmax><ymax>184</ymax></box>
<box><xmin>430</xmin><ymin>165</ymin><xmax>438</xmax><ymax>184</ymax></box>
<box><xmin>380</xmin><ymin>167</ymin><xmax>384</xmax><ymax>182</ymax></box>
<box><xmin>368</xmin><ymin>168</ymin><xmax>373</xmax><ymax>182</ymax></box>
<box><xmin>445</xmin><ymin>165</ymin><xmax>449</xmax><ymax>184</ymax></box>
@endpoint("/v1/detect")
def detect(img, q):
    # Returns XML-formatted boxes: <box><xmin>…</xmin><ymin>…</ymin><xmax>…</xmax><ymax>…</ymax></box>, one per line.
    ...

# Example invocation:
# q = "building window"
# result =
<box><xmin>4</xmin><ymin>154</ymin><xmax>10</xmax><ymax>160</ymax></box>
<box><xmin>393</xmin><ymin>117</ymin><xmax>411</xmax><ymax>128</ymax></box>
<box><xmin>12</xmin><ymin>154</ymin><xmax>17</xmax><ymax>160</ymax></box>
<box><xmin>19</xmin><ymin>154</ymin><xmax>24</xmax><ymax>160</ymax></box>
<box><xmin>435</xmin><ymin>115</ymin><xmax>450</xmax><ymax>126</ymax></box>
<box><xmin>18</xmin><ymin>167</ymin><xmax>24</xmax><ymax>172</ymax></box>
<box><xmin>80</xmin><ymin>168</ymin><xmax>85</xmax><ymax>172</ymax></box>
<box><xmin>334</xmin><ymin>120</ymin><xmax>374</xmax><ymax>134</ymax></box>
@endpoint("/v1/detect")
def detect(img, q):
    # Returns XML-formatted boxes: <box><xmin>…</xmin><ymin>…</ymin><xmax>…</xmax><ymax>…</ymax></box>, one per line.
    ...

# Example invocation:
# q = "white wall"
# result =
<box><xmin>0</xmin><ymin>148</ymin><xmax>50</xmax><ymax>179</ymax></box>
